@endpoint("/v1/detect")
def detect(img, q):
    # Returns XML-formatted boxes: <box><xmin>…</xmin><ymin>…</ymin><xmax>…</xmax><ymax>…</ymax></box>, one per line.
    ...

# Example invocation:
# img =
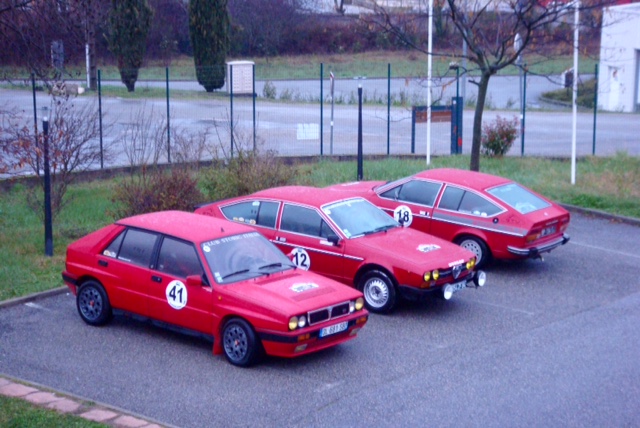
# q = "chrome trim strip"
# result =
<box><xmin>432</xmin><ymin>212</ymin><xmax>528</xmax><ymax>237</ymax></box>
<box><xmin>272</xmin><ymin>241</ymin><xmax>364</xmax><ymax>261</ymax></box>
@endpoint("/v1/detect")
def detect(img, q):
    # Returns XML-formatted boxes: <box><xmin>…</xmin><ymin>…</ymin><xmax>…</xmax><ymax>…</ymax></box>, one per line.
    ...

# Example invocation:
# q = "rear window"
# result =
<box><xmin>487</xmin><ymin>183</ymin><xmax>550</xmax><ymax>214</ymax></box>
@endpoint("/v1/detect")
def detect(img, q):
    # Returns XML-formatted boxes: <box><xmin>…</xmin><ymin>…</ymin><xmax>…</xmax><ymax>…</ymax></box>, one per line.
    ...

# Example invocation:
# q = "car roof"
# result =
<box><xmin>117</xmin><ymin>210</ymin><xmax>252</xmax><ymax>242</ymax></box>
<box><xmin>253</xmin><ymin>186</ymin><xmax>354</xmax><ymax>207</ymax></box>
<box><xmin>414</xmin><ymin>168</ymin><xmax>512</xmax><ymax>190</ymax></box>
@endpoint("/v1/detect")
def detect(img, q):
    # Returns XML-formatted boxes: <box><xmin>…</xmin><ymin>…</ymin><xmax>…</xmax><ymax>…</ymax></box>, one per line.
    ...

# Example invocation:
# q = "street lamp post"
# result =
<box><xmin>42</xmin><ymin>110</ymin><xmax>53</xmax><ymax>257</ymax></box>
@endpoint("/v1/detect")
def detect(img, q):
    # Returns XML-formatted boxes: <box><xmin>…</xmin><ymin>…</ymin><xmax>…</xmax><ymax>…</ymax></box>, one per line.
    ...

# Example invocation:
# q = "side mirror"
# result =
<box><xmin>327</xmin><ymin>234</ymin><xmax>341</xmax><ymax>246</ymax></box>
<box><xmin>186</xmin><ymin>274</ymin><xmax>205</xmax><ymax>287</ymax></box>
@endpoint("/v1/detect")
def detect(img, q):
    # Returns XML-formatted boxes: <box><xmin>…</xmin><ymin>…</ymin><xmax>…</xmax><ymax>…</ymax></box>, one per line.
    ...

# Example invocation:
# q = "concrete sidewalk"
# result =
<box><xmin>0</xmin><ymin>375</ymin><xmax>170</xmax><ymax>428</ymax></box>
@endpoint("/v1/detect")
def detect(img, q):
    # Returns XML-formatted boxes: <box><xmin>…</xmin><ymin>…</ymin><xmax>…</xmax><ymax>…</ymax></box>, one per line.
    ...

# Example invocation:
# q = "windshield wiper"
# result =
<box><xmin>258</xmin><ymin>262</ymin><xmax>296</xmax><ymax>271</ymax></box>
<box><xmin>363</xmin><ymin>224</ymin><xmax>396</xmax><ymax>235</ymax></box>
<box><xmin>221</xmin><ymin>269</ymin><xmax>250</xmax><ymax>280</ymax></box>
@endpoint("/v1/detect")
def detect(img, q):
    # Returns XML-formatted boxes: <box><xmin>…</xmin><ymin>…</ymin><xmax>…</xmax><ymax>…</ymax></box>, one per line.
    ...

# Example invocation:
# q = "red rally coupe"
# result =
<box><xmin>195</xmin><ymin>186</ymin><xmax>486</xmax><ymax>314</ymax></box>
<box><xmin>325</xmin><ymin>168</ymin><xmax>570</xmax><ymax>268</ymax></box>
<box><xmin>62</xmin><ymin>211</ymin><xmax>368</xmax><ymax>367</ymax></box>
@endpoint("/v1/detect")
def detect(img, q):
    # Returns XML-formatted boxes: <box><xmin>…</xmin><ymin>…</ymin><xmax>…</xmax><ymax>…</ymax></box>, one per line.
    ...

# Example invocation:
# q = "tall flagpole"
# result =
<box><xmin>571</xmin><ymin>0</ymin><xmax>580</xmax><ymax>184</ymax></box>
<box><xmin>426</xmin><ymin>0</ymin><xmax>433</xmax><ymax>166</ymax></box>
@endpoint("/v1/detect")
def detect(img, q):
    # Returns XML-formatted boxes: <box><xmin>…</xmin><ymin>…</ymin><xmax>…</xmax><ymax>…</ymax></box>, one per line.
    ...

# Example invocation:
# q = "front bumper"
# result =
<box><xmin>398</xmin><ymin>270</ymin><xmax>486</xmax><ymax>301</ymax></box>
<box><xmin>507</xmin><ymin>233</ymin><xmax>570</xmax><ymax>258</ymax></box>
<box><xmin>257</xmin><ymin>313</ymin><xmax>369</xmax><ymax>358</ymax></box>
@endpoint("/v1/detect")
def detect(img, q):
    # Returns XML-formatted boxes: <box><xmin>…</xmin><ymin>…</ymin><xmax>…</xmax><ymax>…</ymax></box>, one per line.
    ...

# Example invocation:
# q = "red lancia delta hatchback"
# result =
<box><xmin>63</xmin><ymin>211</ymin><xmax>368</xmax><ymax>367</ymax></box>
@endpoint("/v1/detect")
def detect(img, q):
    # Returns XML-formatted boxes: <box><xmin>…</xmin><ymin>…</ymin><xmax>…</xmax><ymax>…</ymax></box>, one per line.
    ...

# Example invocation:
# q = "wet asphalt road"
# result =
<box><xmin>1</xmin><ymin>211</ymin><xmax>639</xmax><ymax>428</ymax></box>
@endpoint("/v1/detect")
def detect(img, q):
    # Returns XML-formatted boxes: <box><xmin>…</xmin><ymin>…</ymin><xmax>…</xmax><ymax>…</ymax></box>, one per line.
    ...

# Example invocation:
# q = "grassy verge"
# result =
<box><xmin>0</xmin><ymin>395</ymin><xmax>106</xmax><ymax>428</ymax></box>
<box><xmin>2</xmin><ymin>51</ymin><xmax>597</xmax><ymax>82</ymax></box>
<box><xmin>1</xmin><ymin>154</ymin><xmax>638</xmax><ymax>302</ymax></box>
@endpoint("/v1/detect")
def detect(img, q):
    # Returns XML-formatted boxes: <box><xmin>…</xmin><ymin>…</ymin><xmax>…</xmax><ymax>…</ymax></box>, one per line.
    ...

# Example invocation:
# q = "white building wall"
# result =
<box><xmin>598</xmin><ymin>3</ymin><xmax>640</xmax><ymax>113</ymax></box>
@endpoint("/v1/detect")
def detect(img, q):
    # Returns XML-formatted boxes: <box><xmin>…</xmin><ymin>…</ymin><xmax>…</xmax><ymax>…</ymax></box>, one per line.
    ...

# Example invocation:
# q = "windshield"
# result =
<box><xmin>323</xmin><ymin>198</ymin><xmax>399</xmax><ymax>238</ymax></box>
<box><xmin>201</xmin><ymin>232</ymin><xmax>295</xmax><ymax>284</ymax></box>
<box><xmin>487</xmin><ymin>183</ymin><xmax>550</xmax><ymax>214</ymax></box>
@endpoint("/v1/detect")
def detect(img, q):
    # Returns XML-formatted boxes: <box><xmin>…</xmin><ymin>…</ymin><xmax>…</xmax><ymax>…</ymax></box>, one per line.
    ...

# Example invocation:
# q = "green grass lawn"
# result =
<box><xmin>0</xmin><ymin>395</ymin><xmax>107</xmax><ymax>428</ymax></box>
<box><xmin>1</xmin><ymin>154</ymin><xmax>638</xmax><ymax>302</ymax></box>
<box><xmin>1</xmin><ymin>51</ymin><xmax>597</xmax><ymax>83</ymax></box>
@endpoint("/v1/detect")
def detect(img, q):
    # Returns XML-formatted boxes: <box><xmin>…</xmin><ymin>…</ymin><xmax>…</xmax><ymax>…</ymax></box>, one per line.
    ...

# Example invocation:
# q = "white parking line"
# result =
<box><xmin>571</xmin><ymin>241</ymin><xmax>640</xmax><ymax>259</ymax></box>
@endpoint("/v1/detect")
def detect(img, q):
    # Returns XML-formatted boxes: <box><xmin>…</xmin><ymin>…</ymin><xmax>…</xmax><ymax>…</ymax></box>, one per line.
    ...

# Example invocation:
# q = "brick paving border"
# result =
<box><xmin>0</xmin><ymin>375</ymin><xmax>173</xmax><ymax>428</ymax></box>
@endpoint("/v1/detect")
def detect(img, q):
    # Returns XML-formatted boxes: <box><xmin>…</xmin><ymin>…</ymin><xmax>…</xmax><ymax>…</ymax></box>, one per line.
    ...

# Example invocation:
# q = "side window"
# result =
<box><xmin>458</xmin><ymin>192</ymin><xmax>502</xmax><ymax>217</ymax></box>
<box><xmin>221</xmin><ymin>201</ymin><xmax>279</xmax><ymax>229</ymax></box>
<box><xmin>256</xmin><ymin>201</ymin><xmax>279</xmax><ymax>228</ymax></box>
<box><xmin>379</xmin><ymin>186</ymin><xmax>400</xmax><ymax>200</ymax></box>
<box><xmin>397</xmin><ymin>180</ymin><xmax>441</xmax><ymax>207</ymax></box>
<box><xmin>221</xmin><ymin>201</ymin><xmax>260</xmax><ymax>225</ymax></box>
<box><xmin>438</xmin><ymin>186</ymin><xmax>465</xmax><ymax>211</ymax></box>
<box><xmin>157</xmin><ymin>237</ymin><xmax>203</xmax><ymax>278</ymax></box>
<box><xmin>103</xmin><ymin>231</ymin><xmax>125</xmax><ymax>258</ymax></box>
<box><xmin>281</xmin><ymin>205</ymin><xmax>325</xmax><ymax>237</ymax></box>
<box><xmin>117</xmin><ymin>229</ymin><xmax>158</xmax><ymax>267</ymax></box>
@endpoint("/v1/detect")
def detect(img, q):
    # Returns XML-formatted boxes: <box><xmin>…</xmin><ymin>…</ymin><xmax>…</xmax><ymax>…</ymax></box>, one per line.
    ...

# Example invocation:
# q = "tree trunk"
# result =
<box><xmin>470</xmin><ymin>71</ymin><xmax>491</xmax><ymax>172</ymax></box>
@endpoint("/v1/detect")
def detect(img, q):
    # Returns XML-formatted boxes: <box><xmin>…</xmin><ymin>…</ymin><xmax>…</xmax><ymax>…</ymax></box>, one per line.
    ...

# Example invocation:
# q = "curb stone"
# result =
<box><xmin>0</xmin><ymin>375</ymin><xmax>176</xmax><ymax>428</ymax></box>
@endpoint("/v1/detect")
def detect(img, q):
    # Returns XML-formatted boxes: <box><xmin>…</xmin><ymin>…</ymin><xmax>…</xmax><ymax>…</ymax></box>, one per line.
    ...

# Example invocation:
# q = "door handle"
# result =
<box><xmin>98</xmin><ymin>260</ymin><xmax>108</xmax><ymax>267</ymax></box>
<box><xmin>151</xmin><ymin>276</ymin><xmax>162</xmax><ymax>283</ymax></box>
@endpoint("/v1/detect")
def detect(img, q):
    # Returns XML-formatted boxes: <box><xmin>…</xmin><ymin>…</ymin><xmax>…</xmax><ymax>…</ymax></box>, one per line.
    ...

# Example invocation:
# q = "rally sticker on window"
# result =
<box><xmin>394</xmin><ymin>205</ymin><xmax>413</xmax><ymax>226</ymax></box>
<box><xmin>417</xmin><ymin>244</ymin><xmax>440</xmax><ymax>253</ymax></box>
<box><xmin>166</xmin><ymin>280</ymin><xmax>187</xmax><ymax>310</ymax></box>
<box><xmin>290</xmin><ymin>283</ymin><xmax>319</xmax><ymax>293</ymax></box>
<box><xmin>291</xmin><ymin>247</ymin><xmax>311</xmax><ymax>270</ymax></box>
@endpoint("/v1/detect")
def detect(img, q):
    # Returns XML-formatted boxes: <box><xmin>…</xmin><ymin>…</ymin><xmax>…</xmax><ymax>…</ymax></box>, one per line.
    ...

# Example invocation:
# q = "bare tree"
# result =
<box><xmin>1</xmin><ymin>94</ymin><xmax>112</xmax><ymax>218</ymax></box>
<box><xmin>364</xmin><ymin>0</ymin><xmax>615</xmax><ymax>171</ymax></box>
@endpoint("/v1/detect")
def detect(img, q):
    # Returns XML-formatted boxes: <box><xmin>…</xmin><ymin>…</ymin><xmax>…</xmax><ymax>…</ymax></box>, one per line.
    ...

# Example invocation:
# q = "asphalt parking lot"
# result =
<box><xmin>1</xmin><ymin>211</ymin><xmax>639</xmax><ymax>428</ymax></box>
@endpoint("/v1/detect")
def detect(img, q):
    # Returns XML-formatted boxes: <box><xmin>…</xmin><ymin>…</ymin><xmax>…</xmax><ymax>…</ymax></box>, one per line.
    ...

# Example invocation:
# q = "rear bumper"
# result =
<box><xmin>61</xmin><ymin>271</ymin><xmax>78</xmax><ymax>294</ymax></box>
<box><xmin>507</xmin><ymin>233</ymin><xmax>570</xmax><ymax>258</ymax></box>
<box><xmin>259</xmin><ymin>314</ymin><xmax>368</xmax><ymax>358</ymax></box>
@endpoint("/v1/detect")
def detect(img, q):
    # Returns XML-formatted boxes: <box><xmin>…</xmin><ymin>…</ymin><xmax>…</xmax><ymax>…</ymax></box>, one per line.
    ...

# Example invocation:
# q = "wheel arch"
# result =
<box><xmin>354</xmin><ymin>263</ymin><xmax>398</xmax><ymax>289</ymax></box>
<box><xmin>213</xmin><ymin>314</ymin><xmax>259</xmax><ymax>356</ymax></box>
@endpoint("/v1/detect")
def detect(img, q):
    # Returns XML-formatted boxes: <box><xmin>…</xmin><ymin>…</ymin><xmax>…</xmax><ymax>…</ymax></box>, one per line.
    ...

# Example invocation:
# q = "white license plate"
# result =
<box><xmin>319</xmin><ymin>321</ymin><xmax>348</xmax><ymax>338</ymax></box>
<box><xmin>451</xmin><ymin>281</ymin><xmax>466</xmax><ymax>293</ymax></box>
<box><xmin>541</xmin><ymin>225</ymin><xmax>557</xmax><ymax>237</ymax></box>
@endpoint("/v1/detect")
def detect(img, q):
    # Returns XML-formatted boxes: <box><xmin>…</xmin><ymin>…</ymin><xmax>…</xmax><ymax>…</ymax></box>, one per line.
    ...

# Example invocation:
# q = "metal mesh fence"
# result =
<box><xmin>1</xmin><ymin>62</ymin><xmax>638</xmax><ymax>179</ymax></box>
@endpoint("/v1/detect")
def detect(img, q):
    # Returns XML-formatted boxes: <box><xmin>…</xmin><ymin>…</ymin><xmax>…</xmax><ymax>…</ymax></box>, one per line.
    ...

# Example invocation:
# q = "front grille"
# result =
<box><xmin>307</xmin><ymin>301</ymin><xmax>351</xmax><ymax>326</ymax></box>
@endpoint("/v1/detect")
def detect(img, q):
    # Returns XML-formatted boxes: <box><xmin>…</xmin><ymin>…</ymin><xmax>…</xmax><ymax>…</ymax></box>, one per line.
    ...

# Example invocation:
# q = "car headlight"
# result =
<box><xmin>432</xmin><ymin>269</ymin><xmax>440</xmax><ymax>280</ymax></box>
<box><xmin>297</xmin><ymin>315</ymin><xmax>307</xmax><ymax>329</ymax></box>
<box><xmin>355</xmin><ymin>297</ymin><xmax>364</xmax><ymax>311</ymax></box>
<box><xmin>466</xmin><ymin>258</ymin><xmax>476</xmax><ymax>270</ymax></box>
<box><xmin>423</xmin><ymin>271</ymin><xmax>431</xmax><ymax>282</ymax></box>
<box><xmin>289</xmin><ymin>316</ymin><xmax>299</xmax><ymax>331</ymax></box>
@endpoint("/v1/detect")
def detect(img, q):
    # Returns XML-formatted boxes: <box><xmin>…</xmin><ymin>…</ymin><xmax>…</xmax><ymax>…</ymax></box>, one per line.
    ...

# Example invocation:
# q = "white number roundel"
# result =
<box><xmin>291</xmin><ymin>248</ymin><xmax>311</xmax><ymax>270</ymax></box>
<box><xmin>166</xmin><ymin>280</ymin><xmax>187</xmax><ymax>310</ymax></box>
<box><xmin>394</xmin><ymin>205</ymin><xmax>413</xmax><ymax>227</ymax></box>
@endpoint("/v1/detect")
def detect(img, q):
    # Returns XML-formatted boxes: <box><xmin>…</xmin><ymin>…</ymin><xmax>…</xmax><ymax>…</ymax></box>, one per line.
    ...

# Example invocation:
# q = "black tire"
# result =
<box><xmin>76</xmin><ymin>280</ymin><xmax>112</xmax><ymax>326</ymax></box>
<box><xmin>455</xmin><ymin>236</ymin><xmax>491</xmax><ymax>268</ymax></box>
<box><xmin>222</xmin><ymin>318</ymin><xmax>261</xmax><ymax>367</ymax></box>
<box><xmin>357</xmin><ymin>270</ymin><xmax>397</xmax><ymax>314</ymax></box>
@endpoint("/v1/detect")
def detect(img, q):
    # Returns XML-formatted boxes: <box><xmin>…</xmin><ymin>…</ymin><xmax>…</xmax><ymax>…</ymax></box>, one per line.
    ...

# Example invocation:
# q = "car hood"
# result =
<box><xmin>224</xmin><ymin>270</ymin><xmax>361</xmax><ymax>315</ymax></box>
<box><xmin>350</xmin><ymin>226</ymin><xmax>475</xmax><ymax>269</ymax></box>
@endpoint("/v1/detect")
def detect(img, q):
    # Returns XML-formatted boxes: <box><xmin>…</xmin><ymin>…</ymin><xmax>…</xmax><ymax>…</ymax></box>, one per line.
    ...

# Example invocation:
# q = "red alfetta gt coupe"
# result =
<box><xmin>325</xmin><ymin>168</ymin><xmax>570</xmax><ymax>268</ymax></box>
<box><xmin>195</xmin><ymin>186</ymin><xmax>486</xmax><ymax>314</ymax></box>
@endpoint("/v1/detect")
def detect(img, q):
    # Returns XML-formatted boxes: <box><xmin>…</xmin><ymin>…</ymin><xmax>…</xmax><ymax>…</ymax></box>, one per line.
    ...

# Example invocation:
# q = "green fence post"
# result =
<box><xmin>592</xmin><ymin>63</ymin><xmax>598</xmax><ymax>156</ymax></box>
<box><xmin>387</xmin><ymin>63</ymin><xmax>391</xmax><ymax>156</ymax></box>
